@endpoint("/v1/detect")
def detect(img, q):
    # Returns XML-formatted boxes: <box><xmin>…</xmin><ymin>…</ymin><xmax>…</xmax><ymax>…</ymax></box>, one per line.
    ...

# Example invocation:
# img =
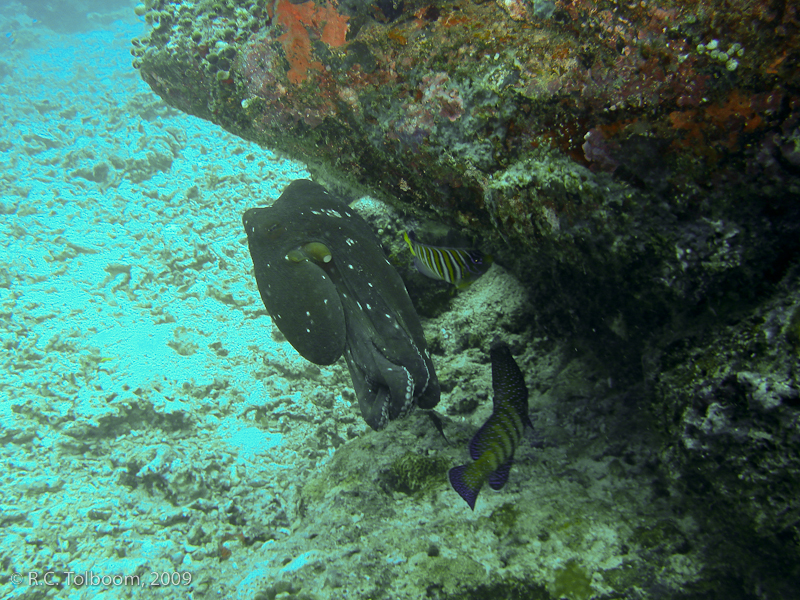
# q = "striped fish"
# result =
<box><xmin>449</xmin><ymin>343</ymin><xmax>532</xmax><ymax>510</ymax></box>
<box><xmin>403</xmin><ymin>230</ymin><xmax>492</xmax><ymax>289</ymax></box>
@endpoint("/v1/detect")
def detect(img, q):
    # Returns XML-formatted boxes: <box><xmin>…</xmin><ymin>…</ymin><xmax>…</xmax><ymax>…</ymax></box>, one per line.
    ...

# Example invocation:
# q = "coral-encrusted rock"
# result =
<box><xmin>133</xmin><ymin>0</ymin><xmax>799</xmax><ymax>357</ymax></box>
<box><xmin>649</xmin><ymin>270</ymin><xmax>800</xmax><ymax>543</ymax></box>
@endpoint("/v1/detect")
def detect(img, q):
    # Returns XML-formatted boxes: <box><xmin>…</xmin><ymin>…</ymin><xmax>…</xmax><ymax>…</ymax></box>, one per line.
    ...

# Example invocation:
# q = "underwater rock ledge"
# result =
<box><xmin>133</xmin><ymin>0</ymin><xmax>800</xmax><ymax>363</ymax></box>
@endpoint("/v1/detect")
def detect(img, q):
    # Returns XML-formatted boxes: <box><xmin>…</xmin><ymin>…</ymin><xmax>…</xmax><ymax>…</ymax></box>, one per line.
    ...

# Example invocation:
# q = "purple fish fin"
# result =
<box><xmin>488</xmin><ymin>459</ymin><xmax>512</xmax><ymax>490</ymax></box>
<box><xmin>449</xmin><ymin>465</ymin><xmax>480</xmax><ymax>510</ymax></box>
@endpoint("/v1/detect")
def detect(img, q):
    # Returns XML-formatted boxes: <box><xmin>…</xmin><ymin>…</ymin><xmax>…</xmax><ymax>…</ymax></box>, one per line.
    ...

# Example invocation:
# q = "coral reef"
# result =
<box><xmin>132</xmin><ymin>0</ymin><xmax>800</xmax><ymax>368</ymax></box>
<box><xmin>125</xmin><ymin>0</ymin><xmax>800</xmax><ymax>596</ymax></box>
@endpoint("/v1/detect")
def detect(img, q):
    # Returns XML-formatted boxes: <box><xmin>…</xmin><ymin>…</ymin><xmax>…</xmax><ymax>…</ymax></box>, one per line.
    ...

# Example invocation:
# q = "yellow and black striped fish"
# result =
<box><xmin>403</xmin><ymin>230</ymin><xmax>492</xmax><ymax>289</ymax></box>
<box><xmin>449</xmin><ymin>343</ymin><xmax>532</xmax><ymax>510</ymax></box>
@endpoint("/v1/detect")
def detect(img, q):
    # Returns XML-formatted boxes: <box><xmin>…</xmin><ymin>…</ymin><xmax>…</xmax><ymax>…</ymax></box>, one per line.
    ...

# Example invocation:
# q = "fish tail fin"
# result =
<box><xmin>449</xmin><ymin>464</ymin><xmax>482</xmax><ymax>510</ymax></box>
<box><xmin>403</xmin><ymin>230</ymin><xmax>417</xmax><ymax>256</ymax></box>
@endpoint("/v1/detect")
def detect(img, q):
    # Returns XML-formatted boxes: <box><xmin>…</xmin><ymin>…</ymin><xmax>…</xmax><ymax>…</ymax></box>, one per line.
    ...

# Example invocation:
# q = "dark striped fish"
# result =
<box><xmin>449</xmin><ymin>343</ymin><xmax>531</xmax><ymax>510</ymax></box>
<box><xmin>403</xmin><ymin>230</ymin><xmax>492</xmax><ymax>289</ymax></box>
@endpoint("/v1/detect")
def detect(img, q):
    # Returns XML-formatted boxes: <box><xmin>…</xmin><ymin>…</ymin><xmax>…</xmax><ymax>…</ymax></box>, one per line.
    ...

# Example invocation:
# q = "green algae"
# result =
<box><xmin>551</xmin><ymin>560</ymin><xmax>594</xmax><ymax>600</ymax></box>
<box><xmin>487</xmin><ymin>502</ymin><xmax>521</xmax><ymax>536</ymax></box>
<box><xmin>387</xmin><ymin>452</ymin><xmax>449</xmax><ymax>496</ymax></box>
